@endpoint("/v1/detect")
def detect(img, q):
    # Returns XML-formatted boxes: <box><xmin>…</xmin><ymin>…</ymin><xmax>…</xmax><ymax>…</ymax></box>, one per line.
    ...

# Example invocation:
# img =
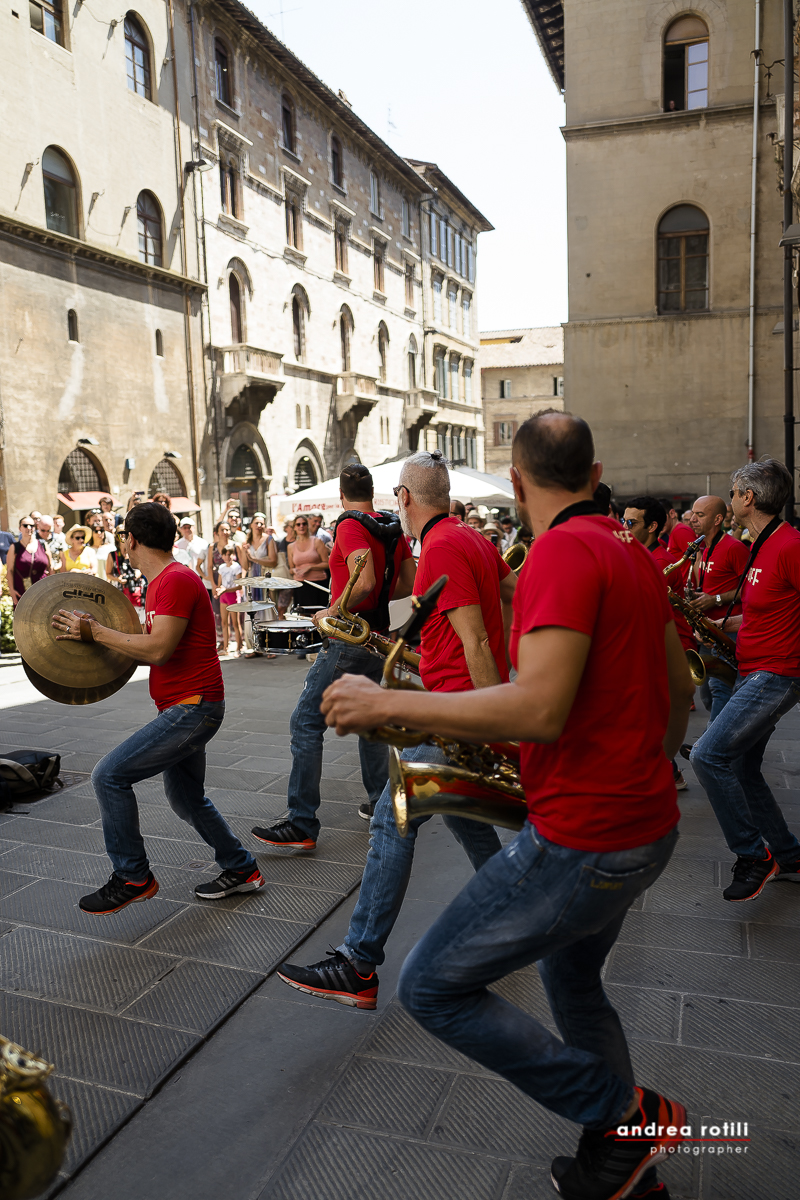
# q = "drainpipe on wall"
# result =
<box><xmin>187</xmin><ymin>0</ymin><xmax>223</xmax><ymax>520</ymax></box>
<box><xmin>783</xmin><ymin>0</ymin><xmax>796</xmax><ymax>520</ymax></box>
<box><xmin>166</xmin><ymin>0</ymin><xmax>203</xmax><ymax>527</ymax></box>
<box><xmin>747</xmin><ymin>0</ymin><xmax>761</xmax><ymax>463</ymax></box>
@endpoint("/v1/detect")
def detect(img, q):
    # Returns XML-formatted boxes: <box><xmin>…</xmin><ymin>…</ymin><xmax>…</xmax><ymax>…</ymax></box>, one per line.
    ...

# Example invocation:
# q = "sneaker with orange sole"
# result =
<box><xmin>79</xmin><ymin>871</ymin><xmax>159</xmax><ymax>914</ymax></box>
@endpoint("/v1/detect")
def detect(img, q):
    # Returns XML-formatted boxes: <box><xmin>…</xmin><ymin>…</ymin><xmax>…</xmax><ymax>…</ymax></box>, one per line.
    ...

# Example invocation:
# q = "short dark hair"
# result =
<box><xmin>125</xmin><ymin>501</ymin><xmax>177</xmax><ymax>552</ymax></box>
<box><xmin>340</xmin><ymin>463</ymin><xmax>373</xmax><ymax>503</ymax></box>
<box><xmin>450</xmin><ymin>499</ymin><xmax>466</xmax><ymax>520</ymax></box>
<box><xmin>513</xmin><ymin>410</ymin><xmax>594</xmax><ymax>493</ymax></box>
<box><xmin>629</xmin><ymin>495</ymin><xmax>667</xmax><ymax>536</ymax></box>
<box><xmin>658</xmin><ymin>498</ymin><xmax>678</xmax><ymax>517</ymax></box>
<box><xmin>593</xmin><ymin>482</ymin><xmax>612</xmax><ymax>516</ymax></box>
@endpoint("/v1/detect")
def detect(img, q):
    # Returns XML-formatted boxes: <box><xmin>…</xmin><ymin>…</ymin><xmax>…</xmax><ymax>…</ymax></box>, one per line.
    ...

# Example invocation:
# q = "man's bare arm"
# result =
<box><xmin>393</xmin><ymin>555</ymin><xmax>417</xmax><ymax>601</ymax></box>
<box><xmin>446</xmin><ymin>604</ymin><xmax>501</xmax><ymax>690</ymax></box>
<box><xmin>54</xmin><ymin>610</ymin><xmax>188</xmax><ymax>666</ymax></box>
<box><xmin>499</xmin><ymin>571</ymin><xmax>517</xmax><ymax>658</ymax></box>
<box><xmin>663</xmin><ymin>620</ymin><xmax>694</xmax><ymax>760</ymax></box>
<box><xmin>321</xmin><ymin>625</ymin><xmax>592</xmax><ymax>744</ymax></box>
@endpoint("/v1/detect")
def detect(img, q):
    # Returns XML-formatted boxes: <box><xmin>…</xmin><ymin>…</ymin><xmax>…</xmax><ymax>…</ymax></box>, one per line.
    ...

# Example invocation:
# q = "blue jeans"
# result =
<box><xmin>707</xmin><ymin>674</ymin><xmax>733</xmax><ymax>722</ymax></box>
<box><xmin>339</xmin><ymin>743</ymin><xmax>503</xmax><ymax>971</ymax></box>
<box><xmin>690</xmin><ymin>671</ymin><xmax>800</xmax><ymax>861</ymax></box>
<box><xmin>397</xmin><ymin>822</ymin><xmax>677</xmax><ymax>1130</ymax></box>
<box><xmin>286</xmin><ymin>639</ymin><xmax>389</xmax><ymax>840</ymax></box>
<box><xmin>92</xmin><ymin>700</ymin><xmax>254</xmax><ymax>881</ymax></box>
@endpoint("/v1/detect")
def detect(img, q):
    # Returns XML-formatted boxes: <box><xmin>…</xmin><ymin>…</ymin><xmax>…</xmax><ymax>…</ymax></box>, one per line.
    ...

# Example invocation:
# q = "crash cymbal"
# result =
<box><xmin>239</xmin><ymin>576</ymin><xmax>303</xmax><ymax>589</ymax></box>
<box><xmin>14</xmin><ymin>575</ymin><xmax>141</xmax><ymax>691</ymax></box>
<box><xmin>224</xmin><ymin>600</ymin><xmax>279</xmax><ymax>613</ymax></box>
<box><xmin>22</xmin><ymin>657</ymin><xmax>137</xmax><ymax>705</ymax></box>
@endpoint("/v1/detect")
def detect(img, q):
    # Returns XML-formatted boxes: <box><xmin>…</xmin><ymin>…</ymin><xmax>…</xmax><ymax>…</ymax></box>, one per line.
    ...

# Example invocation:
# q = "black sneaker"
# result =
<box><xmin>551</xmin><ymin>1086</ymin><xmax>685</xmax><ymax>1199</ymax></box>
<box><xmin>722</xmin><ymin>850</ymin><xmax>778</xmax><ymax>901</ymax></box>
<box><xmin>678</xmin><ymin>743</ymin><xmax>693</xmax><ymax>761</ymax></box>
<box><xmin>79</xmin><ymin>871</ymin><xmax>159</xmax><ymax>914</ymax></box>
<box><xmin>631</xmin><ymin>1183</ymin><xmax>670</xmax><ymax>1199</ymax></box>
<box><xmin>194</xmin><ymin>865</ymin><xmax>265</xmax><ymax>900</ymax></box>
<box><xmin>773</xmin><ymin>855</ymin><xmax>800</xmax><ymax>882</ymax></box>
<box><xmin>277</xmin><ymin>949</ymin><xmax>379</xmax><ymax>1010</ymax></box>
<box><xmin>358</xmin><ymin>802</ymin><xmax>375</xmax><ymax>821</ymax></box>
<box><xmin>251</xmin><ymin>819</ymin><xmax>316</xmax><ymax>851</ymax></box>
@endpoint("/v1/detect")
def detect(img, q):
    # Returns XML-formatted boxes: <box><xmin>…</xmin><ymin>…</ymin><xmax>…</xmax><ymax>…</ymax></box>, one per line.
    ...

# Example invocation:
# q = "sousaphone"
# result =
<box><xmin>13</xmin><ymin>575</ymin><xmax>141</xmax><ymax>705</ymax></box>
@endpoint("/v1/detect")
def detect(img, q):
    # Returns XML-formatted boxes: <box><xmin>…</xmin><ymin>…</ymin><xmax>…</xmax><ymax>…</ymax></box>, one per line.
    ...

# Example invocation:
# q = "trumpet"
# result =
<box><xmin>357</xmin><ymin>577</ymin><xmax>527</xmax><ymax>837</ymax></box>
<box><xmin>317</xmin><ymin>553</ymin><xmax>421</xmax><ymax>674</ymax></box>
<box><xmin>662</xmin><ymin>535</ymin><xmax>738</xmax><ymax>687</ymax></box>
<box><xmin>0</xmin><ymin>1034</ymin><xmax>72</xmax><ymax>1200</ymax></box>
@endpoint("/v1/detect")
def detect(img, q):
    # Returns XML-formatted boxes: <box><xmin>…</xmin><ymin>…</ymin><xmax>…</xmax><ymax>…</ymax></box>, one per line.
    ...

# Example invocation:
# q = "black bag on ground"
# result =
<box><xmin>0</xmin><ymin>751</ymin><xmax>62</xmax><ymax>806</ymax></box>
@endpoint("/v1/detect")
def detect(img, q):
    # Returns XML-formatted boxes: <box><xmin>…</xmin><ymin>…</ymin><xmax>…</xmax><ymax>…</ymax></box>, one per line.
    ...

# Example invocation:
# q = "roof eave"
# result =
<box><xmin>404</xmin><ymin>160</ymin><xmax>494</xmax><ymax>232</ymax></box>
<box><xmin>519</xmin><ymin>0</ymin><xmax>565</xmax><ymax>92</ymax></box>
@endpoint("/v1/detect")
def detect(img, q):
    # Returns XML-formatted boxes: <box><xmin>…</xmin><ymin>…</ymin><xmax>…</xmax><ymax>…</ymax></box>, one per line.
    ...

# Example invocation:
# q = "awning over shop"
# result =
<box><xmin>57</xmin><ymin>491</ymin><xmax>114</xmax><ymax>510</ymax></box>
<box><xmin>169</xmin><ymin>496</ymin><xmax>201</xmax><ymax>513</ymax></box>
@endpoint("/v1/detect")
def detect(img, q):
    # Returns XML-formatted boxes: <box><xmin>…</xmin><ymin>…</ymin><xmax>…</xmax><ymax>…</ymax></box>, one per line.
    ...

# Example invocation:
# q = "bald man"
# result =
<box><xmin>689</xmin><ymin>495</ymin><xmax>749</xmax><ymax>722</ymax></box>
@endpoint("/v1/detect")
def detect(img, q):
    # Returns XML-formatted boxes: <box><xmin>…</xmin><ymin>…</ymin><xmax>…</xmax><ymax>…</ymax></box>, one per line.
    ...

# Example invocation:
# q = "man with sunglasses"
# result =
<box><xmin>52</xmin><ymin>501</ymin><xmax>264</xmax><ymax>913</ymax></box>
<box><xmin>251</xmin><ymin>463</ymin><xmax>416</xmax><ymax>849</ymax></box>
<box><xmin>690</xmin><ymin>461</ymin><xmax>800</xmax><ymax>900</ymax></box>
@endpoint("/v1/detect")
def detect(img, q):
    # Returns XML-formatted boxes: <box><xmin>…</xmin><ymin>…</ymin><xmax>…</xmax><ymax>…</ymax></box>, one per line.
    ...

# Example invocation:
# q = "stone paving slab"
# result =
<box><xmin>0</xmin><ymin>658</ymin><xmax>371</xmax><ymax>1190</ymax></box>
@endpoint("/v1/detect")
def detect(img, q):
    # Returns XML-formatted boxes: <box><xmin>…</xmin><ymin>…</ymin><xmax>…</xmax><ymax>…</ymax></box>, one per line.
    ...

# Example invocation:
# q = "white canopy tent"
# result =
<box><xmin>270</xmin><ymin>459</ymin><xmax>515</xmax><ymax>525</ymax></box>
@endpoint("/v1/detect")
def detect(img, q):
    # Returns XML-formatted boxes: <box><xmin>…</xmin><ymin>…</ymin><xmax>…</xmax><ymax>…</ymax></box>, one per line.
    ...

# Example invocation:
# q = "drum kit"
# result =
<box><xmin>226</xmin><ymin>574</ymin><xmax>324</xmax><ymax>658</ymax></box>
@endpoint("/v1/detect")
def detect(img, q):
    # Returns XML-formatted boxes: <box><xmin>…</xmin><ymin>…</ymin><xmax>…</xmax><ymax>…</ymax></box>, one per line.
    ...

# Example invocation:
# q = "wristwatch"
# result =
<box><xmin>715</xmin><ymin>594</ymin><xmax>722</xmax><ymax>605</ymax></box>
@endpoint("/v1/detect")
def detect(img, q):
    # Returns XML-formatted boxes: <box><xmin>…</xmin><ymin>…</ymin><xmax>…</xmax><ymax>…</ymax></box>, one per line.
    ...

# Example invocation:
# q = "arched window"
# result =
<box><xmin>230</xmin><ymin>444</ymin><xmax>259</xmax><ymax>479</ymax></box>
<box><xmin>59</xmin><ymin>447</ymin><xmax>106</xmax><ymax>494</ymax></box>
<box><xmin>43</xmin><ymin>147</ymin><xmax>78</xmax><ymax>238</ymax></box>
<box><xmin>281</xmin><ymin>93</ymin><xmax>296</xmax><ymax>153</ymax></box>
<box><xmin>294</xmin><ymin>456</ymin><xmax>317</xmax><ymax>491</ymax></box>
<box><xmin>229</xmin><ymin>273</ymin><xmax>243</xmax><ymax>342</ymax></box>
<box><xmin>331</xmin><ymin>135</ymin><xmax>343</xmax><ymax>188</ymax></box>
<box><xmin>658</xmin><ymin>205</ymin><xmax>709</xmax><ymax>313</ymax></box>
<box><xmin>149</xmin><ymin>457</ymin><xmax>184</xmax><ymax>497</ymax></box>
<box><xmin>305</xmin><ymin>405</ymin><xmax>311</xmax><ymax>429</ymax></box>
<box><xmin>220</xmin><ymin>158</ymin><xmax>238</xmax><ymax>218</ymax></box>
<box><xmin>296</xmin><ymin>404</ymin><xmax>302</xmax><ymax>428</ymax></box>
<box><xmin>664</xmin><ymin>16</ymin><xmax>708</xmax><ymax>112</ymax></box>
<box><xmin>137</xmin><ymin>190</ymin><xmax>162</xmax><ymax>266</ymax></box>
<box><xmin>67</xmin><ymin>309</ymin><xmax>79</xmax><ymax>342</ymax></box>
<box><xmin>377</xmin><ymin>322</ymin><xmax>389</xmax><ymax>383</ymax></box>
<box><xmin>292</xmin><ymin>296</ymin><xmax>303</xmax><ymax>360</ymax></box>
<box><xmin>155</xmin><ymin>329</ymin><xmax>164</xmax><ymax>357</ymax></box>
<box><xmin>125</xmin><ymin>15</ymin><xmax>151</xmax><ymax>99</ymax></box>
<box><xmin>340</xmin><ymin>306</ymin><xmax>353</xmax><ymax>373</ymax></box>
<box><xmin>407</xmin><ymin>335</ymin><xmax>417</xmax><ymax>390</ymax></box>
<box><xmin>215</xmin><ymin>39</ymin><xmax>232</xmax><ymax>106</ymax></box>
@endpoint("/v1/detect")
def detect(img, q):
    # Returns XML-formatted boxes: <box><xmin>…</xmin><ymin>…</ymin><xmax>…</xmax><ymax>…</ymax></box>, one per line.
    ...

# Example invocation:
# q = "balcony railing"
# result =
<box><xmin>336</xmin><ymin>372</ymin><xmax>380</xmax><ymax>421</ymax></box>
<box><xmin>216</xmin><ymin>343</ymin><xmax>285</xmax><ymax>406</ymax></box>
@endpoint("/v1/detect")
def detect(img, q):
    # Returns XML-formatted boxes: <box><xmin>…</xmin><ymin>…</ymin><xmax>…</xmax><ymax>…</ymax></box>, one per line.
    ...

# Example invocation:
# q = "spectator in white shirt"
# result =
<box><xmin>175</xmin><ymin>518</ymin><xmax>209</xmax><ymax>574</ymax></box>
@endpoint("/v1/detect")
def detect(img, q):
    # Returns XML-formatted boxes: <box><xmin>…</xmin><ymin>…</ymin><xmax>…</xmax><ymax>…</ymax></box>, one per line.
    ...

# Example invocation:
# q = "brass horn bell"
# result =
<box><xmin>389</xmin><ymin>746</ymin><xmax>528</xmax><ymax>838</ymax></box>
<box><xmin>0</xmin><ymin>1035</ymin><xmax>72</xmax><ymax>1200</ymax></box>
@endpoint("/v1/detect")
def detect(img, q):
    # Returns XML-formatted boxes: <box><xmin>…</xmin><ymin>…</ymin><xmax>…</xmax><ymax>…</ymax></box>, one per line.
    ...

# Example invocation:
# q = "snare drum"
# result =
<box><xmin>254</xmin><ymin>618</ymin><xmax>322</xmax><ymax>656</ymax></box>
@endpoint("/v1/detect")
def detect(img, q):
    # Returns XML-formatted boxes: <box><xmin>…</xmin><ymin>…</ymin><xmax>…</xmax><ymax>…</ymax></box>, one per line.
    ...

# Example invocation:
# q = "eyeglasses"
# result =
<box><xmin>393</xmin><ymin>484</ymin><xmax>409</xmax><ymax>498</ymax></box>
<box><xmin>73</xmin><ymin>534</ymin><xmax>86</xmax><ymax>542</ymax></box>
<box><xmin>20</xmin><ymin>523</ymin><xmax>35</xmax><ymax>529</ymax></box>
<box><xmin>621</xmin><ymin>518</ymin><xmax>637</xmax><ymax>528</ymax></box>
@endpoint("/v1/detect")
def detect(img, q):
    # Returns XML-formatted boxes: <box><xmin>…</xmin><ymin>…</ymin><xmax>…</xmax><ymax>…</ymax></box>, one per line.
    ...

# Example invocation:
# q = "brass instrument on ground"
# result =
<box><xmin>0</xmin><ymin>1034</ymin><xmax>72</xmax><ymax>1200</ymax></box>
<box><xmin>356</xmin><ymin>577</ymin><xmax>527</xmax><ymax>837</ymax></box>
<box><xmin>662</xmin><ymin>535</ymin><xmax>738</xmax><ymax>687</ymax></box>
<box><xmin>317</xmin><ymin>553</ymin><xmax>421</xmax><ymax>675</ymax></box>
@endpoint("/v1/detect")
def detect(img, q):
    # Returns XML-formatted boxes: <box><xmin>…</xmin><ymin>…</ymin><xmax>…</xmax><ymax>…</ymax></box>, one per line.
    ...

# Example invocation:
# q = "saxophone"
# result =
<box><xmin>317</xmin><ymin>553</ymin><xmax>421</xmax><ymax>675</ymax></box>
<box><xmin>358</xmin><ymin>577</ymin><xmax>527</xmax><ymax>837</ymax></box>
<box><xmin>663</xmin><ymin>535</ymin><xmax>738</xmax><ymax>687</ymax></box>
<box><xmin>0</xmin><ymin>1035</ymin><xmax>72</xmax><ymax>1200</ymax></box>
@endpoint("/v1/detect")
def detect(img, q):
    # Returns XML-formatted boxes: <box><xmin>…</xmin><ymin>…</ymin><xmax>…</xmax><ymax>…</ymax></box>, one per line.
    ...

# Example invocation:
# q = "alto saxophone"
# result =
<box><xmin>0</xmin><ymin>1034</ymin><xmax>72</xmax><ymax>1200</ymax></box>
<box><xmin>663</xmin><ymin>535</ymin><xmax>738</xmax><ymax>687</ymax></box>
<box><xmin>317</xmin><ymin>553</ymin><xmax>421</xmax><ymax>675</ymax></box>
<box><xmin>358</xmin><ymin>577</ymin><xmax>527</xmax><ymax>837</ymax></box>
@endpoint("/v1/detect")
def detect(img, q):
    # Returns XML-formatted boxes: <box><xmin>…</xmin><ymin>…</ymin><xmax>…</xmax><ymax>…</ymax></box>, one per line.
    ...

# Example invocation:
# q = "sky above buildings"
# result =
<box><xmin>248</xmin><ymin>0</ymin><xmax>568</xmax><ymax>332</ymax></box>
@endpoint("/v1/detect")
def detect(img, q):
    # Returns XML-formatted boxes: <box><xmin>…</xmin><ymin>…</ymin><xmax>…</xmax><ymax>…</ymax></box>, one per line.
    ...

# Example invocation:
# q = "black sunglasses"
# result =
<box><xmin>73</xmin><ymin>534</ymin><xmax>86</xmax><ymax>541</ymax></box>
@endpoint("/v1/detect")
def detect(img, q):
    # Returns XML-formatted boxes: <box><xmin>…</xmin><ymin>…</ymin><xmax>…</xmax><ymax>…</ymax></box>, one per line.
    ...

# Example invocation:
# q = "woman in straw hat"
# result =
<box><xmin>60</xmin><ymin>524</ymin><xmax>97</xmax><ymax>574</ymax></box>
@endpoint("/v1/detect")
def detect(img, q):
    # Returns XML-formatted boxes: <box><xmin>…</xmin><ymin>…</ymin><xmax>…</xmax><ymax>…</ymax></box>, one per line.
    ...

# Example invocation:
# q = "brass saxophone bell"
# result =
<box><xmin>389</xmin><ymin>746</ymin><xmax>527</xmax><ymax>838</ymax></box>
<box><xmin>0</xmin><ymin>1036</ymin><xmax>72</xmax><ymax>1200</ymax></box>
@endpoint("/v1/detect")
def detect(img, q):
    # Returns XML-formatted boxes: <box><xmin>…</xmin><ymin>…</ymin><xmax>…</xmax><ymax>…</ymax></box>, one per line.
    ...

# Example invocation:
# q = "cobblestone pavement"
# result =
<box><xmin>2</xmin><ymin>662</ymin><xmax>799</xmax><ymax>1199</ymax></box>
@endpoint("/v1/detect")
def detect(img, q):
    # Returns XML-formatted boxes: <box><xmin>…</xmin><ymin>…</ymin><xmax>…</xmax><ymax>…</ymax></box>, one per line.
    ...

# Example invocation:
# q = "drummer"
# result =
<box><xmin>52</xmin><ymin>501</ymin><xmax>265</xmax><ymax>913</ymax></box>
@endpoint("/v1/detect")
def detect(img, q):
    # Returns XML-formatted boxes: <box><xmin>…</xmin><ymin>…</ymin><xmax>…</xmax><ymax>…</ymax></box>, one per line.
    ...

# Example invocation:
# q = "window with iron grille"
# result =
<box><xmin>294</xmin><ymin>456</ymin><xmax>317</xmax><ymax>490</ymax></box>
<box><xmin>125</xmin><ymin>15</ymin><xmax>151</xmax><ymax>99</ymax></box>
<box><xmin>59</xmin><ymin>448</ymin><xmax>103</xmax><ymax>494</ymax></box>
<box><xmin>149</xmin><ymin>458</ymin><xmax>184</xmax><ymax>496</ymax></box>
<box><xmin>230</xmin><ymin>445</ymin><xmax>259</xmax><ymax>481</ymax></box>
<box><xmin>657</xmin><ymin>204</ymin><xmax>709</xmax><ymax>313</ymax></box>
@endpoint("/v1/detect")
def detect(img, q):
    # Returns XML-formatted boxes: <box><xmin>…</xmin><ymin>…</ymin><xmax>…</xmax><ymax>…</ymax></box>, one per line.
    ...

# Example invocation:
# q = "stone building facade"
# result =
<box><xmin>523</xmin><ymin>0</ymin><xmax>789</xmax><ymax>504</ymax></box>
<box><xmin>0</xmin><ymin>0</ymin><xmax>491</xmax><ymax>532</ymax></box>
<box><xmin>0</xmin><ymin>0</ymin><xmax>204</xmax><ymax>529</ymax></box>
<box><xmin>479</xmin><ymin>327</ymin><xmax>564</xmax><ymax>476</ymax></box>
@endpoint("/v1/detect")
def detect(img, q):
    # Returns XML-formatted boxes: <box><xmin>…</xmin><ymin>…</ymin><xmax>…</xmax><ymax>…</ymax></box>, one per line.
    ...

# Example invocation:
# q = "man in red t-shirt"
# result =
<box><xmin>624</xmin><ymin>495</ymin><xmax>695</xmax><ymax>793</ymax></box>
<box><xmin>252</xmin><ymin>464</ymin><xmax>416</xmax><ymax>849</ymax></box>
<box><xmin>691</xmin><ymin>460</ymin><xmax>800</xmax><ymax>900</ymax></box>
<box><xmin>53</xmin><ymin>502</ymin><xmax>263</xmax><ymax>914</ymax></box>
<box><xmin>321</xmin><ymin>414</ymin><xmax>692</xmax><ymax>1200</ymax></box>
<box><xmin>277</xmin><ymin>449</ymin><xmax>516</xmax><ymax>1011</ymax></box>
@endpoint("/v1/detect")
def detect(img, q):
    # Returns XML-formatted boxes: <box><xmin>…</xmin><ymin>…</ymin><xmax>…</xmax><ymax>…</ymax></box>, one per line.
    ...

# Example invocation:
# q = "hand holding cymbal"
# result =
<box><xmin>52</xmin><ymin>609</ymin><xmax>97</xmax><ymax>642</ymax></box>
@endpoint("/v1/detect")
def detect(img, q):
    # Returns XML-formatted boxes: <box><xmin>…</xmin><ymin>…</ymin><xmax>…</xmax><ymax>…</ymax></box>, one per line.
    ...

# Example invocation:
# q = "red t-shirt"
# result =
<box><xmin>650</xmin><ymin>543</ymin><xmax>695</xmax><ymax>652</ymax></box>
<box><xmin>415</xmin><ymin>516</ymin><xmax>510</xmax><ymax>694</ymax></box>
<box><xmin>668</xmin><ymin>522</ymin><xmax>695</xmax><ymax>556</ymax></box>
<box><xmin>145</xmin><ymin>562</ymin><xmax>224</xmax><ymax>711</ymax></box>
<box><xmin>509</xmin><ymin>514</ymin><xmax>678</xmax><ymax>852</ymax></box>
<box><xmin>737</xmin><ymin>522</ymin><xmax>800</xmax><ymax>676</ymax></box>
<box><xmin>697</xmin><ymin>533</ymin><xmax>749</xmax><ymax>621</ymax></box>
<box><xmin>328</xmin><ymin>513</ymin><xmax>412</xmax><ymax>631</ymax></box>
